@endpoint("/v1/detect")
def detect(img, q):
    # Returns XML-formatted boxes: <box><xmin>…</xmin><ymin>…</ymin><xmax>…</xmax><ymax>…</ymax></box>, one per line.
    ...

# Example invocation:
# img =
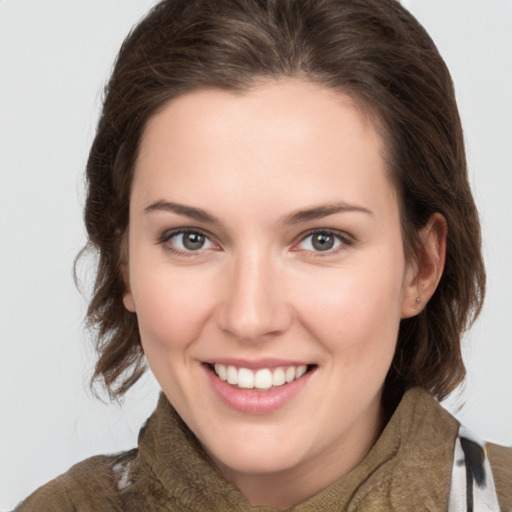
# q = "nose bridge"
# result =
<box><xmin>217</xmin><ymin>245</ymin><xmax>290</xmax><ymax>342</ymax></box>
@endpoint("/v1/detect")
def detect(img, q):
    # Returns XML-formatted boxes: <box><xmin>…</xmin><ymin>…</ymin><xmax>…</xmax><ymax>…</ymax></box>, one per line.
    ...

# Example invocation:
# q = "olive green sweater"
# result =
<box><xmin>15</xmin><ymin>388</ymin><xmax>512</xmax><ymax>511</ymax></box>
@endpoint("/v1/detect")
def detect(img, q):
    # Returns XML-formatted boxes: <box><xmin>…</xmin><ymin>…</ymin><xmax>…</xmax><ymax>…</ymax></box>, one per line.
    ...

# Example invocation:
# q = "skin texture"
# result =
<box><xmin>123</xmin><ymin>80</ymin><xmax>446</xmax><ymax>508</ymax></box>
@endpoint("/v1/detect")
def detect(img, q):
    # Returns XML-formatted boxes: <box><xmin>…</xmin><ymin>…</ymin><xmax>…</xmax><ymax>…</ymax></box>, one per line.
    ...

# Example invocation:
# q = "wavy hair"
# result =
<box><xmin>80</xmin><ymin>0</ymin><xmax>485</xmax><ymax>401</ymax></box>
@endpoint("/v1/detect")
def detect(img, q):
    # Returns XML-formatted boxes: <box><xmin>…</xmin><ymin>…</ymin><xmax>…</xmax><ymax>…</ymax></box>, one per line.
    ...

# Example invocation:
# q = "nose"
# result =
<box><xmin>215</xmin><ymin>249</ymin><xmax>292</xmax><ymax>343</ymax></box>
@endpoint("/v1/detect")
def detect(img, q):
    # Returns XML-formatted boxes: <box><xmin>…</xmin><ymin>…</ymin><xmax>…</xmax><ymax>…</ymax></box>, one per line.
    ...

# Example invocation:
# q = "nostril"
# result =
<box><xmin>215</xmin><ymin>307</ymin><xmax>293</xmax><ymax>343</ymax></box>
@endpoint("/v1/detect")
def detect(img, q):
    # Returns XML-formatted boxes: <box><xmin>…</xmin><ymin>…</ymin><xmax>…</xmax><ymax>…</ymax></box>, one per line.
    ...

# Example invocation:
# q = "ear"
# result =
<box><xmin>121</xmin><ymin>263</ymin><xmax>136</xmax><ymax>313</ymax></box>
<box><xmin>401</xmin><ymin>213</ymin><xmax>447</xmax><ymax>319</ymax></box>
<box><xmin>119</xmin><ymin>231</ymin><xmax>136</xmax><ymax>313</ymax></box>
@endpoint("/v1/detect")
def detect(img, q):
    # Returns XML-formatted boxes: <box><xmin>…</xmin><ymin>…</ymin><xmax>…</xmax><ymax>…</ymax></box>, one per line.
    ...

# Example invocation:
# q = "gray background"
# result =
<box><xmin>1</xmin><ymin>0</ymin><xmax>511</xmax><ymax>509</ymax></box>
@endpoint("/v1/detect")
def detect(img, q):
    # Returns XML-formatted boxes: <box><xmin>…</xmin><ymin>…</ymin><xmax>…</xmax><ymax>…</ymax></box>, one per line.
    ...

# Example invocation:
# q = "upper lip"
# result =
<box><xmin>204</xmin><ymin>358</ymin><xmax>313</xmax><ymax>370</ymax></box>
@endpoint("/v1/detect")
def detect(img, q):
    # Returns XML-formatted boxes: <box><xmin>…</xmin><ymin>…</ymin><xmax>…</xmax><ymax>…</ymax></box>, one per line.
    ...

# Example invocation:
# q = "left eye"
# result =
<box><xmin>297</xmin><ymin>231</ymin><xmax>346</xmax><ymax>252</ymax></box>
<box><xmin>167</xmin><ymin>230</ymin><xmax>216</xmax><ymax>252</ymax></box>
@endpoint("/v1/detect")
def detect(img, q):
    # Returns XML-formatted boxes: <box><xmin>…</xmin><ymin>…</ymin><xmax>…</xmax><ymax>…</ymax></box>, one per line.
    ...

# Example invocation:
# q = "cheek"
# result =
<box><xmin>130</xmin><ymin>262</ymin><xmax>217</xmax><ymax>351</ymax></box>
<box><xmin>294</xmin><ymin>257</ymin><xmax>406</xmax><ymax>356</ymax></box>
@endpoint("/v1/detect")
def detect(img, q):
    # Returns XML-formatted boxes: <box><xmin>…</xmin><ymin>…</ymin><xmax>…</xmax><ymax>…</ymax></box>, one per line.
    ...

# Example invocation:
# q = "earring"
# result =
<box><xmin>415</xmin><ymin>296</ymin><xmax>421</xmax><ymax>307</ymax></box>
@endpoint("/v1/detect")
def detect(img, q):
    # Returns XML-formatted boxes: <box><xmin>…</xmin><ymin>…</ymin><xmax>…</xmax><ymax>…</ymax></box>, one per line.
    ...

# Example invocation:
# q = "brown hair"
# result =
<box><xmin>81</xmin><ymin>0</ymin><xmax>485</xmax><ymax>400</ymax></box>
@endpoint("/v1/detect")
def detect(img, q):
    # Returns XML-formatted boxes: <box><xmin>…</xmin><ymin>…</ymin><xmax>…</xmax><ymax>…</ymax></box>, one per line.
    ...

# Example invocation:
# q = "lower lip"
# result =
<box><xmin>203</xmin><ymin>365</ymin><xmax>314</xmax><ymax>414</ymax></box>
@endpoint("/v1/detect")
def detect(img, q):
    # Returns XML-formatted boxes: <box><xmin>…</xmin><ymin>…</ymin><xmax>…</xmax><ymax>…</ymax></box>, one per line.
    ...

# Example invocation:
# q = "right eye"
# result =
<box><xmin>161</xmin><ymin>229</ymin><xmax>217</xmax><ymax>254</ymax></box>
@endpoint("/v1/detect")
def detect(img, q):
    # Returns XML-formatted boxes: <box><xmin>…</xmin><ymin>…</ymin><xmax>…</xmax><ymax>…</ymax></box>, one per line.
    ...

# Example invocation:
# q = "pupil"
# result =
<box><xmin>312</xmin><ymin>233</ymin><xmax>334</xmax><ymax>251</ymax></box>
<box><xmin>183</xmin><ymin>232</ymin><xmax>205</xmax><ymax>250</ymax></box>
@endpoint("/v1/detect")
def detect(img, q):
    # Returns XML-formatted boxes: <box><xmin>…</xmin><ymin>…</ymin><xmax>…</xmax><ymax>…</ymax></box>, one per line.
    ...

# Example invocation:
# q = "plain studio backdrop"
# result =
<box><xmin>0</xmin><ymin>1</ymin><xmax>511</xmax><ymax>509</ymax></box>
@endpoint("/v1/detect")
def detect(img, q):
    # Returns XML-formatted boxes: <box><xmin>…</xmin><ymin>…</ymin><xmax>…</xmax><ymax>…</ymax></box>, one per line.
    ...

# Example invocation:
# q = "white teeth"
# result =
<box><xmin>227</xmin><ymin>365</ymin><xmax>238</xmax><ymax>384</ymax></box>
<box><xmin>212</xmin><ymin>364</ymin><xmax>310</xmax><ymax>390</ymax></box>
<box><xmin>296</xmin><ymin>365</ymin><xmax>307</xmax><ymax>378</ymax></box>
<box><xmin>214</xmin><ymin>363</ymin><xmax>227</xmax><ymax>381</ymax></box>
<box><xmin>272</xmin><ymin>367</ymin><xmax>286</xmax><ymax>386</ymax></box>
<box><xmin>254</xmin><ymin>369</ymin><xmax>273</xmax><ymax>389</ymax></box>
<box><xmin>285</xmin><ymin>366</ymin><xmax>296</xmax><ymax>383</ymax></box>
<box><xmin>238</xmin><ymin>368</ymin><xmax>254</xmax><ymax>389</ymax></box>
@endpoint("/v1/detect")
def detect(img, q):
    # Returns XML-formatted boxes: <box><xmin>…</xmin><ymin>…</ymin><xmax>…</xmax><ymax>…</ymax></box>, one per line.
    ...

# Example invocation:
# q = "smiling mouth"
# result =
<box><xmin>205</xmin><ymin>363</ymin><xmax>317</xmax><ymax>391</ymax></box>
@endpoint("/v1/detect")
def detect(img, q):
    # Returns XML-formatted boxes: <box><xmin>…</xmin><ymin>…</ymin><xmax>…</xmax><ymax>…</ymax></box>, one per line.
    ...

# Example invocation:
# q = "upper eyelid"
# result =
<box><xmin>158</xmin><ymin>228</ymin><xmax>219</xmax><ymax>256</ymax></box>
<box><xmin>296</xmin><ymin>228</ymin><xmax>354</xmax><ymax>243</ymax></box>
<box><xmin>158</xmin><ymin>227</ymin><xmax>353</xmax><ymax>251</ymax></box>
<box><xmin>292</xmin><ymin>228</ymin><xmax>354</xmax><ymax>254</ymax></box>
<box><xmin>160</xmin><ymin>227</ymin><xmax>215</xmax><ymax>242</ymax></box>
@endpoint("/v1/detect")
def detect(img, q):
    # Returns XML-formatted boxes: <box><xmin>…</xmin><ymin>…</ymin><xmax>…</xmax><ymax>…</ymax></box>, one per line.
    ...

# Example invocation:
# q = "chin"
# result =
<box><xmin>212</xmin><ymin>446</ymin><xmax>305</xmax><ymax>477</ymax></box>
<box><xmin>201</xmin><ymin>427</ymin><xmax>309</xmax><ymax>477</ymax></box>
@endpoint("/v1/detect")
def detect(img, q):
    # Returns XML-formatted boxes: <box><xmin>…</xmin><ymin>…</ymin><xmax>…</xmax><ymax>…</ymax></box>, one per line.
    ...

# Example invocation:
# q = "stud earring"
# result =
<box><xmin>415</xmin><ymin>296</ymin><xmax>421</xmax><ymax>307</ymax></box>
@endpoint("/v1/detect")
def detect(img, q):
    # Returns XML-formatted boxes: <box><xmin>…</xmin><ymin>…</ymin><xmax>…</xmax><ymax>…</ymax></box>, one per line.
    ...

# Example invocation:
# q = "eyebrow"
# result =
<box><xmin>144</xmin><ymin>200</ymin><xmax>221</xmax><ymax>225</ymax></box>
<box><xmin>144</xmin><ymin>200</ymin><xmax>373</xmax><ymax>225</ymax></box>
<box><xmin>279</xmin><ymin>202</ymin><xmax>373</xmax><ymax>225</ymax></box>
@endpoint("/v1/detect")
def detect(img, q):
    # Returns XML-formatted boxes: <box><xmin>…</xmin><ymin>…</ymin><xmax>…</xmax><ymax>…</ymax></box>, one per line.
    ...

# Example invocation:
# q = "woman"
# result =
<box><xmin>15</xmin><ymin>0</ymin><xmax>511</xmax><ymax>510</ymax></box>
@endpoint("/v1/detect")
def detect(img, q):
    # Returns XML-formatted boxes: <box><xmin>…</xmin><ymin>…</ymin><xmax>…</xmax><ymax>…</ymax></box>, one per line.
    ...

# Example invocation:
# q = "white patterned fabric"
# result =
<box><xmin>449</xmin><ymin>425</ymin><xmax>501</xmax><ymax>511</ymax></box>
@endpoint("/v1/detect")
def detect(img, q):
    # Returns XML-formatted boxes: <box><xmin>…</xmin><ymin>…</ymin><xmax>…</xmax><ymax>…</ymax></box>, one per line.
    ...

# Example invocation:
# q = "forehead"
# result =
<box><xmin>133</xmin><ymin>80</ymin><xmax>398</xmax><ymax>222</ymax></box>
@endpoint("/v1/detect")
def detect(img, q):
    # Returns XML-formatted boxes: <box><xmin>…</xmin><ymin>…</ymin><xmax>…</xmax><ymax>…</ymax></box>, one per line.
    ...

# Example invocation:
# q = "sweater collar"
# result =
<box><xmin>137</xmin><ymin>388</ymin><xmax>458</xmax><ymax>511</ymax></box>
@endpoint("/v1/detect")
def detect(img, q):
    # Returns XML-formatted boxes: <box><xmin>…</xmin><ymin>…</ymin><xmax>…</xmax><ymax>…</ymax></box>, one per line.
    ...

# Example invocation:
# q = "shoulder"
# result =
<box><xmin>14</xmin><ymin>449</ymin><xmax>138</xmax><ymax>512</ymax></box>
<box><xmin>13</xmin><ymin>472</ymin><xmax>74</xmax><ymax>512</ymax></box>
<box><xmin>487</xmin><ymin>442</ymin><xmax>512</xmax><ymax>511</ymax></box>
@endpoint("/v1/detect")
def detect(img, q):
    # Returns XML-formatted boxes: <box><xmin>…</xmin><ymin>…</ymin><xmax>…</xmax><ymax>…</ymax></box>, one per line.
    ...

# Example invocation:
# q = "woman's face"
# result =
<box><xmin>124</xmin><ymin>81</ymin><xmax>419</xmax><ymax>501</ymax></box>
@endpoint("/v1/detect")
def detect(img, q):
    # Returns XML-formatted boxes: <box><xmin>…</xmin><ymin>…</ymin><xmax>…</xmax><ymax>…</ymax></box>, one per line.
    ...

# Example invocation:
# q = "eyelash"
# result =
<box><xmin>158</xmin><ymin>228</ymin><xmax>218</xmax><ymax>257</ymax></box>
<box><xmin>158</xmin><ymin>228</ymin><xmax>354</xmax><ymax>257</ymax></box>
<box><xmin>294</xmin><ymin>229</ymin><xmax>354</xmax><ymax>256</ymax></box>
